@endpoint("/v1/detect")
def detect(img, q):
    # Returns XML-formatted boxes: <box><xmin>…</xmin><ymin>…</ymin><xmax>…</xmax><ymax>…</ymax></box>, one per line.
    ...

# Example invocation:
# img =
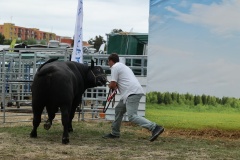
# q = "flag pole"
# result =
<box><xmin>71</xmin><ymin>0</ymin><xmax>83</xmax><ymax>63</ymax></box>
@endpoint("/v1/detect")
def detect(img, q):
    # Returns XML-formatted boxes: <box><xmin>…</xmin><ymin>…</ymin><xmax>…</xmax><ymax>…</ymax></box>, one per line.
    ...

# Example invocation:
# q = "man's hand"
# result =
<box><xmin>108</xmin><ymin>81</ymin><xmax>118</xmax><ymax>89</ymax></box>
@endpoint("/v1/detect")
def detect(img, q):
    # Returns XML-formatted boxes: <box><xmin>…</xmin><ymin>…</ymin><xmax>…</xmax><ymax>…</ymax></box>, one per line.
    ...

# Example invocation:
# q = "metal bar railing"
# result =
<box><xmin>0</xmin><ymin>48</ymin><xmax>147</xmax><ymax>123</ymax></box>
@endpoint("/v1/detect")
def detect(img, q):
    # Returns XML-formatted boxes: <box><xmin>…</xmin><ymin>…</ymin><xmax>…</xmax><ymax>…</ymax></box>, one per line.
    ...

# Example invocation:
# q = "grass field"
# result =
<box><xmin>0</xmin><ymin>104</ymin><xmax>240</xmax><ymax>159</ymax></box>
<box><xmin>146</xmin><ymin>104</ymin><xmax>240</xmax><ymax>131</ymax></box>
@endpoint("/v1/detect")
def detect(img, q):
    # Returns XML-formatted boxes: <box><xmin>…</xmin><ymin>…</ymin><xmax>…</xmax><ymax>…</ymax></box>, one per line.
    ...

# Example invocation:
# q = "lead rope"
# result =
<box><xmin>103</xmin><ymin>89</ymin><xmax>117</xmax><ymax>113</ymax></box>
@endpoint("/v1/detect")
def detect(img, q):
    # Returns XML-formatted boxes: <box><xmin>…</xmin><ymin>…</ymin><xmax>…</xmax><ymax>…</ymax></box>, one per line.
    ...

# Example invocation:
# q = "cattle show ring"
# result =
<box><xmin>0</xmin><ymin>47</ymin><xmax>240</xmax><ymax>159</ymax></box>
<box><xmin>0</xmin><ymin>47</ymin><xmax>147</xmax><ymax>128</ymax></box>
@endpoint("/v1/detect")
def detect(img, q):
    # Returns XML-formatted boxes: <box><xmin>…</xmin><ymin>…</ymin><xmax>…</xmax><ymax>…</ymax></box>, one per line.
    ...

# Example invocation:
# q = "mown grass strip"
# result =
<box><xmin>146</xmin><ymin>104</ymin><xmax>240</xmax><ymax>130</ymax></box>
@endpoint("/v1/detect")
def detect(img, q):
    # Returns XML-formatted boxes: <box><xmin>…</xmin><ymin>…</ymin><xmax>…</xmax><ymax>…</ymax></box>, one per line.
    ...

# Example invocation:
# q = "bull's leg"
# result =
<box><xmin>68</xmin><ymin>104</ymin><xmax>78</xmax><ymax>132</ymax></box>
<box><xmin>60</xmin><ymin>107</ymin><xmax>69</xmax><ymax>144</ymax></box>
<box><xmin>44</xmin><ymin>108</ymin><xmax>56</xmax><ymax>130</ymax></box>
<box><xmin>44</xmin><ymin>119</ymin><xmax>52</xmax><ymax>130</ymax></box>
<box><xmin>30</xmin><ymin>105</ymin><xmax>44</xmax><ymax>138</ymax></box>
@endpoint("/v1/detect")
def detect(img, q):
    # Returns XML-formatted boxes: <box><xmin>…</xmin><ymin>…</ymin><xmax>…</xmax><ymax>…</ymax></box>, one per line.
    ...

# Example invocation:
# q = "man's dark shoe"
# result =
<box><xmin>102</xmin><ymin>133</ymin><xmax>120</xmax><ymax>139</ymax></box>
<box><xmin>150</xmin><ymin>125</ymin><xmax>164</xmax><ymax>142</ymax></box>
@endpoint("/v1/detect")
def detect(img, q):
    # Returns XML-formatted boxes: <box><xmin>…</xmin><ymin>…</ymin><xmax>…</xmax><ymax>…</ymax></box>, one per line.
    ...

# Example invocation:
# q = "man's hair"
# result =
<box><xmin>108</xmin><ymin>53</ymin><xmax>119</xmax><ymax>63</ymax></box>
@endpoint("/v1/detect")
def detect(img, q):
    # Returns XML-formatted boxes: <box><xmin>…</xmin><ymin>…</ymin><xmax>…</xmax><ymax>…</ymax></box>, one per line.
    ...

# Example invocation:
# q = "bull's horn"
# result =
<box><xmin>91</xmin><ymin>59</ymin><xmax>94</xmax><ymax>69</ymax></box>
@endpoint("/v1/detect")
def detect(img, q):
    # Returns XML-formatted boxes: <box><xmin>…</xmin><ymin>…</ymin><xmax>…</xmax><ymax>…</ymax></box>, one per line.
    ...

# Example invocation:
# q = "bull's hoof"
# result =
<box><xmin>44</xmin><ymin>122</ymin><xmax>52</xmax><ymax>130</ymax></box>
<box><xmin>62</xmin><ymin>137</ymin><xmax>69</xmax><ymax>144</ymax></box>
<box><xmin>68</xmin><ymin>128</ymin><xmax>73</xmax><ymax>133</ymax></box>
<box><xmin>30</xmin><ymin>131</ymin><xmax>37</xmax><ymax>138</ymax></box>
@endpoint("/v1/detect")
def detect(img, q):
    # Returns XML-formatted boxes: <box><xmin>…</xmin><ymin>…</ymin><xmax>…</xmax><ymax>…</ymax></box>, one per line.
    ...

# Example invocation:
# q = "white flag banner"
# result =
<box><xmin>71</xmin><ymin>0</ymin><xmax>83</xmax><ymax>63</ymax></box>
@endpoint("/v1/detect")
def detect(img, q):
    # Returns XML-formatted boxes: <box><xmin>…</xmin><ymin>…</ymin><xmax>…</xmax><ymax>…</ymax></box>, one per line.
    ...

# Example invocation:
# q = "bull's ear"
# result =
<box><xmin>91</xmin><ymin>59</ymin><xmax>94</xmax><ymax>69</ymax></box>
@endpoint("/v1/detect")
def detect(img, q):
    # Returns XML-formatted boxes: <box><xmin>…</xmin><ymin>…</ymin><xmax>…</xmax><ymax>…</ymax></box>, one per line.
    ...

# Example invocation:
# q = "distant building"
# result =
<box><xmin>61</xmin><ymin>37</ymin><xmax>74</xmax><ymax>47</ymax></box>
<box><xmin>0</xmin><ymin>23</ymin><xmax>72</xmax><ymax>44</ymax></box>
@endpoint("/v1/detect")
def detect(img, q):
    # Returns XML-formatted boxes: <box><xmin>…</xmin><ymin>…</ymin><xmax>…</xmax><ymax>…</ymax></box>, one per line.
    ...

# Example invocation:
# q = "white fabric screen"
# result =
<box><xmin>147</xmin><ymin>0</ymin><xmax>240</xmax><ymax>98</ymax></box>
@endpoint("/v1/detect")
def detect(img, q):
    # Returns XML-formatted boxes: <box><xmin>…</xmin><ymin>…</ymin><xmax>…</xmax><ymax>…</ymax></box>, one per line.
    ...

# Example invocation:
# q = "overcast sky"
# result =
<box><xmin>0</xmin><ymin>0</ymin><xmax>149</xmax><ymax>41</ymax></box>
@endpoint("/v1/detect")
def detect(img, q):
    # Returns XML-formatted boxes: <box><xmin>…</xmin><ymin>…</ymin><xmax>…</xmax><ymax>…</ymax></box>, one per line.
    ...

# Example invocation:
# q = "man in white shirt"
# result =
<box><xmin>102</xmin><ymin>53</ymin><xmax>164</xmax><ymax>142</ymax></box>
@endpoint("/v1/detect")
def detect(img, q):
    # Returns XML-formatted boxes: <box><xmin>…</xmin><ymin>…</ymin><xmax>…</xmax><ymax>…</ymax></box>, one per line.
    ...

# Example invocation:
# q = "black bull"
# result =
<box><xmin>30</xmin><ymin>58</ymin><xmax>107</xmax><ymax>144</ymax></box>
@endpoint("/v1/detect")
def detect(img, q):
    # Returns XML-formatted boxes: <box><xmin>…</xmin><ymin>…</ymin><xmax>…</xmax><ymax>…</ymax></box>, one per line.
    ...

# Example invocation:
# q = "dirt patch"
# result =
<box><xmin>165</xmin><ymin>129</ymin><xmax>240</xmax><ymax>140</ymax></box>
<box><xmin>121</xmin><ymin>122</ymin><xmax>240</xmax><ymax>140</ymax></box>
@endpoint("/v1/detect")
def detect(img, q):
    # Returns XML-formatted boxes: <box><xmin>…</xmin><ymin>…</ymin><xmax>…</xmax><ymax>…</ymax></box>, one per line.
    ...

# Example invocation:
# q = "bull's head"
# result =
<box><xmin>89</xmin><ymin>59</ymin><xmax>107</xmax><ymax>87</ymax></box>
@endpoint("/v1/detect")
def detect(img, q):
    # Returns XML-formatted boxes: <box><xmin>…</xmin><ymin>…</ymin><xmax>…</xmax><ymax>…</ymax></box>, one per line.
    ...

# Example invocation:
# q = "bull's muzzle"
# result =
<box><xmin>97</xmin><ymin>76</ymin><xmax>107</xmax><ymax>86</ymax></box>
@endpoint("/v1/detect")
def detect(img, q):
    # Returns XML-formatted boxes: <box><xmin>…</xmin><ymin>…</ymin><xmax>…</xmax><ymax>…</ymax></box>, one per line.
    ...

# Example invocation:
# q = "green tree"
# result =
<box><xmin>3</xmin><ymin>39</ymin><xmax>11</xmax><ymax>45</ymax></box>
<box><xmin>176</xmin><ymin>93</ymin><xmax>181</xmax><ymax>104</ymax></box>
<box><xmin>194</xmin><ymin>95</ymin><xmax>202</xmax><ymax>105</ymax></box>
<box><xmin>157</xmin><ymin>92</ymin><xmax>164</xmax><ymax>104</ymax></box>
<box><xmin>16</xmin><ymin>39</ymin><xmax>23</xmax><ymax>44</ymax></box>
<box><xmin>88</xmin><ymin>35</ymin><xmax>106</xmax><ymax>51</ymax></box>
<box><xmin>216</xmin><ymin>97</ymin><xmax>222</xmax><ymax>105</ymax></box>
<box><xmin>206</xmin><ymin>96</ymin><xmax>216</xmax><ymax>106</ymax></box>
<box><xmin>40</xmin><ymin>40</ymin><xmax>47</xmax><ymax>45</ymax></box>
<box><xmin>0</xmin><ymin>33</ymin><xmax>5</xmax><ymax>44</ymax></box>
<box><xmin>222</xmin><ymin>96</ymin><xmax>229</xmax><ymax>105</ymax></box>
<box><xmin>164</xmin><ymin>92</ymin><xmax>172</xmax><ymax>104</ymax></box>
<box><xmin>184</xmin><ymin>93</ymin><xmax>194</xmax><ymax>105</ymax></box>
<box><xmin>202</xmin><ymin>94</ymin><xmax>207</xmax><ymax>105</ymax></box>
<box><xmin>146</xmin><ymin>92</ymin><xmax>157</xmax><ymax>103</ymax></box>
<box><xmin>111</xmin><ymin>29</ymin><xmax>123</xmax><ymax>33</ymax></box>
<box><xmin>230</xmin><ymin>98</ymin><xmax>240</xmax><ymax>108</ymax></box>
<box><xmin>26</xmin><ymin>38</ymin><xmax>37</xmax><ymax>45</ymax></box>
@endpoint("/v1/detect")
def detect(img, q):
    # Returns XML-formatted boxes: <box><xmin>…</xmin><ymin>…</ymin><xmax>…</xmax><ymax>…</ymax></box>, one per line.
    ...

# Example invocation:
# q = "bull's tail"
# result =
<box><xmin>38</xmin><ymin>57</ymin><xmax>59</xmax><ymax>71</ymax></box>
